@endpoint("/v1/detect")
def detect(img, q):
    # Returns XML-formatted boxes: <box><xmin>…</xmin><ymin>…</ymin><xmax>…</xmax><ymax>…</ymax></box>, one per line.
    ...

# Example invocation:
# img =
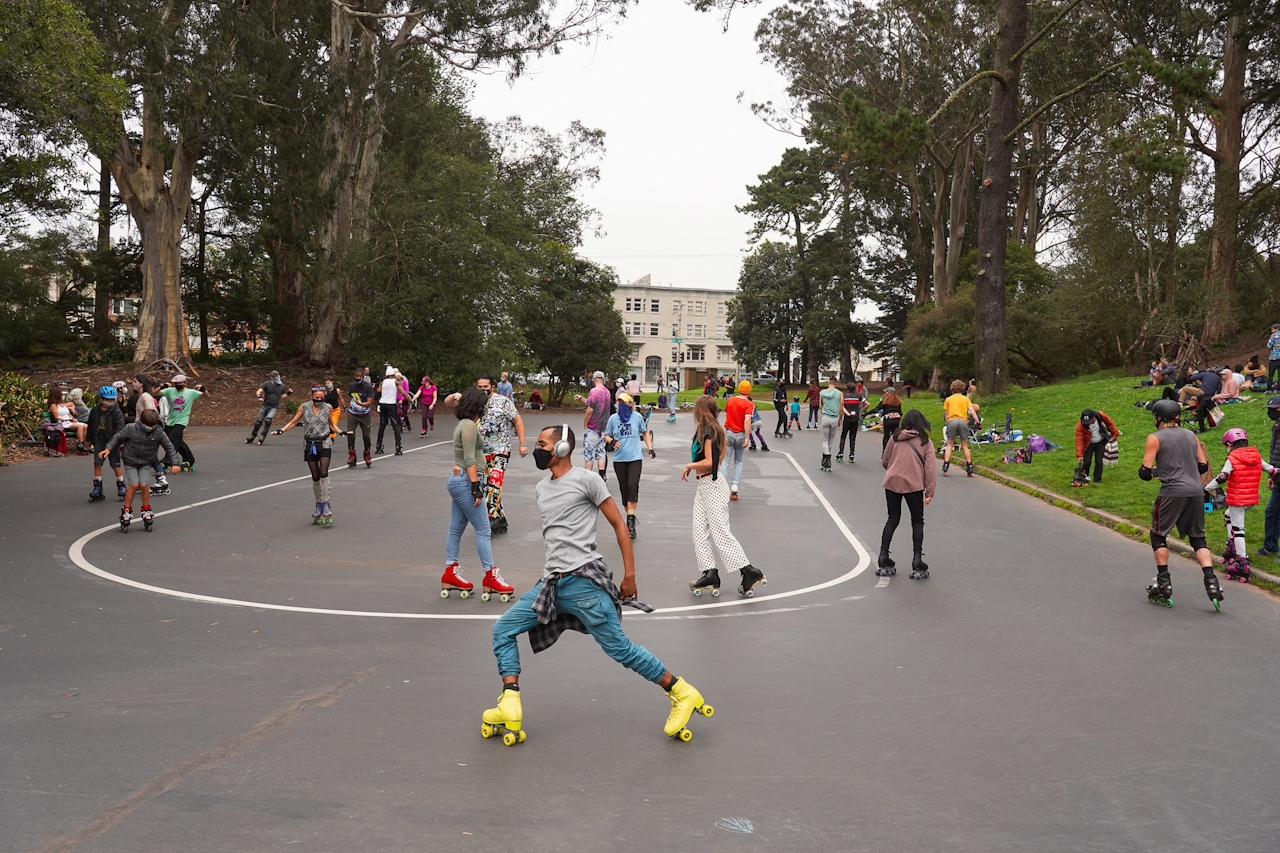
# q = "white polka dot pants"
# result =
<box><xmin>692</xmin><ymin>475</ymin><xmax>750</xmax><ymax>574</ymax></box>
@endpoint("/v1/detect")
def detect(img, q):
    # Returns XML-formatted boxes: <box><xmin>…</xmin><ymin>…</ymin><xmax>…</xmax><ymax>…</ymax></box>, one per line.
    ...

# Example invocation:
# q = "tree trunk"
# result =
<box><xmin>93</xmin><ymin>158</ymin><xmax>112</xmax><ymax>345</ymax></box>
<box><xmin>928</xmin><ymin>165</ymin><xmax>947</xmax><ymax>304</ymax></box>
<box><xmin>1201</xmin><ymin>15</ymin><xmax>1247</xmax><ymax>344</ymax></box>
<box><xmin>267</xmin><ymin>226</ymin><xmax>309</xmax><ymax>355</ymax></box>
<box><xmin>111</xmin><ymin>98</ymin><xmax>199</xmax><ymax>371</ymax></box>
<box><xmin>943</xmin><ymin>133</ymin><xmax>974</xmax><ymax>300</ymax></box>
<box><xmin>909</xmin><ymin>186</ymin><xmax>931</xmax><ymax>305</ymax></box>
<box><xmin>973</xmin><ymin>0</ymin><xmax>1027</xmax><ymax>393</ymax></box>
<box><xmin>840</xmin><ymin>346</ymin><xmax>854</xmax><ymax>381</ymax></box>
<box><xmin>196</xmin><ymin>193</ymin><xmax>209</xmax><ymax>358</ymax></box>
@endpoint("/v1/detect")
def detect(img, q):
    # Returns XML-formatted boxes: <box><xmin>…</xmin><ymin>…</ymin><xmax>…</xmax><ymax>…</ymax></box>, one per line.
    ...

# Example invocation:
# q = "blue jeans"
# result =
<box><xmin>723</xmin><ymin>429</ymin><xmax>746</xmax><ymax>485</ymax></box>
<box><xmin>492</xmin><ymin>574</ymin><xmax>665</xmax><ymax>682</ymax></box>
<box><xmin>446</xmin><ymin>474</ymin><xmax>494</xmax><ymax>571</ymax></box>
<box><xmin>1263</xmin><ymin>486</ymin><xmax>1280</xmax><ymax>553</ymax></box>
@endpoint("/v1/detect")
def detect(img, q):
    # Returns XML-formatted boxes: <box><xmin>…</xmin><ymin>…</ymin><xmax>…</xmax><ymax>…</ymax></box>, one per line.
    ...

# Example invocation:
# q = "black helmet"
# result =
<box><xmin>1151</xmin><ymin>398</ymin><xmax>1181</xmax><ymax>423</ymax></box>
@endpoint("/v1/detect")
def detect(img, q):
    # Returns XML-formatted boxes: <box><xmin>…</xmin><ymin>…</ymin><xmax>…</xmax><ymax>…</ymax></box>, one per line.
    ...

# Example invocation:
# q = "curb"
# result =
<box><xmin>976</xmin><ymin>465</ymin><xmax>1280</xmax><ymax>586</ymax></box>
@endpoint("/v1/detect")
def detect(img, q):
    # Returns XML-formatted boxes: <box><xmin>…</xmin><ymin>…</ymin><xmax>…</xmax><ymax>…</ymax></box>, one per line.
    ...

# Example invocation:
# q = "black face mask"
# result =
<box><xmin>533</xmin><ymin>448</ymin><xmax>554</xmax><ymax>470</ymax></box>
<box><xmin>1269</xmin><ymin>408</ymin><xmax>1280</xmax><ymax>421</ymax></box>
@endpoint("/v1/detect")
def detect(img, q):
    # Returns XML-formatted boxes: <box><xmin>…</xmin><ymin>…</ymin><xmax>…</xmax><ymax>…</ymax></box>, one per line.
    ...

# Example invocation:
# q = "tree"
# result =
<box><xmin>727</xmin><ymin>241</ymin><xmax>800</xmax><ymax>378</ymax></box>
<box><xmin>521</xmin><ymin>246</ymin><xmax>629</xmax><ymax>407</ymax></box>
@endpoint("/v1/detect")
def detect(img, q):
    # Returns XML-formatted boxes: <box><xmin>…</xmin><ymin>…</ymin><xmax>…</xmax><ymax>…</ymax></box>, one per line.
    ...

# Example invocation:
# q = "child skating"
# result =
<box><xmin>1140</xmin><ymin>399</ymin><xmax>1224</xmax><ymax>610</ymax></box>
<box><xmin>788</xmin><ymin>397</ymin><xmax>802</xmax><ymax>432</ymax></box>
<box><xmin>100</xmin><ymin>409</ymin><xmax>181</xmax><ymax>532</ymax></box>
<box><xmin>87</xmin><ymin>386</ymin><xmax>126</xmax><ymax>502</ymax></box>
<box><xmin>1205</xmin><ymin>428</ymin><xmax>1275</xmax><ymax>582</ymax></box>
<box><xmin>483</xmin><ymin>425</ymin><xmax>710</xmax><ymax>745</ymax></box>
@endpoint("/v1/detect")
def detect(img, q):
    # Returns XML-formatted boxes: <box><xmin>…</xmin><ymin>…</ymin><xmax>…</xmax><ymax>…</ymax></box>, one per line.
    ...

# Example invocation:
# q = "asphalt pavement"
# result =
<box><xmin>2</xmin><ymin>414</ymin><xmax>1279</xmax><ymax>852</ymax></box>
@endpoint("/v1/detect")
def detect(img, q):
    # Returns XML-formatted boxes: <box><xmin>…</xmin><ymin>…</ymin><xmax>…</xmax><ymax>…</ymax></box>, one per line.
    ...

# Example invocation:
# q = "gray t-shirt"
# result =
<box><xmin>1155</xmin><ymin>426</ymin><xmax>1204</xmax><ymax>498</ymax></box>
<box><xmin>535</xmin><ymin>466</ymin><xmax>610</xmax><ymax>576</ymax></box>
<box><xmin>261</xmin><ymin>380</ymin><xmax>287</xmax><ymax>408</ymax></box>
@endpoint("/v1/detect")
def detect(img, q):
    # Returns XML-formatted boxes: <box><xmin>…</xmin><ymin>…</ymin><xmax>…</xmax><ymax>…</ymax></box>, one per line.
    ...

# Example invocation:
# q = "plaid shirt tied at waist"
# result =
<box><xmin>529</xmin><ymin>558</ymin><xmax>654</xmax><ymax>653</ymax></box>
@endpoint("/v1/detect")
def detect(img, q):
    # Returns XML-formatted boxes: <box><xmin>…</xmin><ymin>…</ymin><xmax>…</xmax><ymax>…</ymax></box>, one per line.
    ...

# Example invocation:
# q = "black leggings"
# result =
<box><xmin>881</xmin><ymin>489</ymin><xmax>925</xmax><ymax>555</ymax></box>
<box><xmin>775</xmin><ymin>402</ymin><xmax>788</xmax><ymax>434</ymax></box>
<box><xmin>307</xmin><ymin>453</ymin><xmax>331</xmax><ymax>481</ymax></box>
<box><xmin>881</xmin><ymin>419</ymin><xmax>900</xmax><ymax>450</ymax></box>
<box><xmin>613</xmin><ymin>459</ymin><xmax>642</xmax><ymax>506</ymax></box>
<box><xmin>839</xmin><ymin>417</ymin><xmax>859</xmax><ymax>456</ymax></box>
<box><xmin>1082</xmin><ymin>440</ymin><xmax>1105</xmax><ymax>482</ymax></box>
<box><xmin>165</xmin><ymin>424</ymin><xmax>194</xmax><ymax>465</ymax></box>
<box><xmin>377</xmin><ymin>403</ymin><xmax>401</xmax><ymax>449</ymax></box>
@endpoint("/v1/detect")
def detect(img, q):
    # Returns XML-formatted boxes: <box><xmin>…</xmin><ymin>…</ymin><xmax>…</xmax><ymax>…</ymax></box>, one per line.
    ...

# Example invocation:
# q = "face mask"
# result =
<box><xmin>533</xmin><ymin>448</ymin><xmax>554</xmax><ymax>470</ymax></box>
<box><xmin>1269</xmin><ymin>408</ymin><xmax>1280</xmax><ymax>421</ymax></box>
<box><xmin>273</xmin><ymin>377</ymin><xmax>282</xmax><ymax>385</ymax></box>
<box><xmin>175</xmin><ymin>385</ymin><xmax>185</xmax><ymax>391</ymax></box>
<box><xmin>325</xmin><ymin>383</ymin><xmax>333</xmax><ymax>391</ymax></box>
<box><xmin>617</xmin><ymin>402</ymin><xmax>632</xmax><ymax>421</ymax></box>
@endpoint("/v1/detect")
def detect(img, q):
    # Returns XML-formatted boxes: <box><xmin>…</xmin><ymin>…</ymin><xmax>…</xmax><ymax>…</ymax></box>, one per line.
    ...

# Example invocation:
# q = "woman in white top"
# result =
<box><xmin>47</xmin><ymin>386</ymin><xmax>88</xmax><ymax>448</ymax></box>
<box><xmin>376</xmin><ymin>365</ymin><xmax>403</xmax><ymax>455</ymax></box>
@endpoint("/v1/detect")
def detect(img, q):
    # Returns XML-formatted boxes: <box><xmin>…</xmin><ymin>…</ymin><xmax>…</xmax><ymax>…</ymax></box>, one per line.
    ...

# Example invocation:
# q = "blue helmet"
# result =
<box><xmin>98</xmin><ymin>385</ymin><xmax>118</xmax><ymax>400</ymax></box>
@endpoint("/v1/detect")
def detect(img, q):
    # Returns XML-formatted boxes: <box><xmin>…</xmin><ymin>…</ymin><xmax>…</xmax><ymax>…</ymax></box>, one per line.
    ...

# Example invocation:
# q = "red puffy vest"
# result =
<box><xmin>1225</xmin><ymin>446</ymin><xmax>1263</xmax><ymax>507</ymax></box>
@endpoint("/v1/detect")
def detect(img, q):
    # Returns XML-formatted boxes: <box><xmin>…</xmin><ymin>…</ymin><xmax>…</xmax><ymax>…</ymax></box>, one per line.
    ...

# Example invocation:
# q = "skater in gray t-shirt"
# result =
<box><xmin>1140</xmin><ymin>399</ymin><xmax>1223</xmax><ymax>609</ymax></box>
<box><xmin>480</xmin><ymin>425</ymin><xmax>710</xmax><ymax>745</ymax></box>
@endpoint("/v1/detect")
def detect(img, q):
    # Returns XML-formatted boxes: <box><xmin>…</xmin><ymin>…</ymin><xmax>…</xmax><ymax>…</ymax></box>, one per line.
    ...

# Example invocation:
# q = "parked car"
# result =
<box><xmin>753</xmin><ymin>373</ymin><xmax>777</xmax><ymax>383</ymax></box>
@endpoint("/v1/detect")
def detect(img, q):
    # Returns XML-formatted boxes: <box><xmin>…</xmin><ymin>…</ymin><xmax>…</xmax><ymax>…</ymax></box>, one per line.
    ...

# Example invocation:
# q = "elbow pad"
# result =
<box><xmin>1197</xmin><ymin>461</ymin><xmax>1209</xmax><ymax>474</ymax></box>
<box><xmin>470</xmin><ymin>480</ymin><xmax>483</xmax><ymax>501</ymax></box>
<box><xmin>1138</xmin><ymin>465</ymin><xmax>1154</xmax><ymax>481</ymax></box>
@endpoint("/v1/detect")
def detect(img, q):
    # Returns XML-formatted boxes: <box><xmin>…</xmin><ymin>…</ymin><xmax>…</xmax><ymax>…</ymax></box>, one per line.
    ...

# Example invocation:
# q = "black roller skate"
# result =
<box><xmin>116</xmin><ymin>480</ymin><xmax>127</xmax><ymax>501</ymax></box>
<box><xmin>89</xmin><ymin>480</ymin><xmax>105</xmax><ymax>503</ymax></box>
<box><xmin>690</xmin><ymin>568</ymin><xmax>720</xmax><ymax>597</ymax></box>
<box><xmin>820</xmin><ymin>454</ymin><xmax>832</xmax><ymax>472</ymax></box>
<box><xmin>909</xmin><ymin>553</ymin><xmax>929</xmax><ymax>580</ymax></box>
<box><xmin>347</xmin><ymin>448</ymin><xmax>357</xmax><ymax>468</ymax></box>
<box><xmin>875</xmin><ymin>549</ymin><xmax>896</xmax><ymax>577</ymax></box>
<box><xmin>1146</xmin><ymin>572</ymin><xmax>1172</xmax><ymax>607</ymax></box>
<box><xmin>1204</xmin><ymin>571</ymin><xmax>1223</xmax><ymax>611</ymax></box>
<box><xmin>245</xmin><ymin>435</ymin><xmax>256</xmax><ymax>444</ymax></box>
<box><xmin>626</xmin><ymin>514</ymin><xmax>637</xmax><ymax>540</ymax></box>
<box><xmin>965</xmin><ymin>462</ymin><xmax>974</xmax><ymax>478</ymax></box>
<box><xmin>490</xmin><ymin>517</ymin><xmax>508</xmax><ymax>535</ymax></box>
<box><xmin>738</xmin><ymin>564</ymin><xmax>767</xmax><ymax>597</ymax></box>
<box><xmin>375</xmin><ymin>444</ymin><xmax>385</xmax><ymax>455</ymax></box>
<box><xmin>256</xmin><ymin>435</ymin><xmax>266</xmax><ymax>445</ymax></box>
<box><xmin>942</xmin><ymin>460</ymin><xmax>950</xmax><ymax>476</ymax></box>
<box><xmin>835</xmin><ymin>454</ymin><xmax>843</xmax><ymax>462</ymax></box>
<box><xmin>119</xmin><ymin>507</ymin><xmax>132</xmax><ymax>533</ymax></box>
<box><xmin>141</xmin><ymin>507</ymin><xmax>154</xmax><ymax>532</ymax></box>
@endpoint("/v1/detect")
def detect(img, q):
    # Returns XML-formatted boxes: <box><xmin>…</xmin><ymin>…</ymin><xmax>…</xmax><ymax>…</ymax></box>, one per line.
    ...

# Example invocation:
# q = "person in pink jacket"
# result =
<box><xmin>877</xmin><ymin>409</ymin><xmax>938</xmax><ymax>580</ymax></box>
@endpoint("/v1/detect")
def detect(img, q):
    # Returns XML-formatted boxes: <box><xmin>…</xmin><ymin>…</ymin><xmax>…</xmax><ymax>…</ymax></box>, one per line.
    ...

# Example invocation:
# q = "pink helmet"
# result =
<box><xmin>1222</xmin><ymin>428</ymin><xmax>1248</xmax><ymax>446</ymax></box>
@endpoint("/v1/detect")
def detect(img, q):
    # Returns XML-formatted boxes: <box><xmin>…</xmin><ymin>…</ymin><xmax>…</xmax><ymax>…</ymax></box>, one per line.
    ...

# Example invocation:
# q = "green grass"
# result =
<box><xmin>890</xmin><ymin>374</ymin><xmax>1278</xmax><ymax>571</ymax></box>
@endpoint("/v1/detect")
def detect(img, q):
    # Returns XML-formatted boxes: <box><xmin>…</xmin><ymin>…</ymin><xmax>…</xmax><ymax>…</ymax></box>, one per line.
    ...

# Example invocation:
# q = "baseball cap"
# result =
<box><xmin>1269</xmin><ymin>395</ymin><xmax>1280</xmax><ymax>408</ymax></box>
<box><xmin>592</xmin><ymin>371</ymin><xmax>605</xmax><ymax>380</ymax></box>
<box><xmin>172</xmin><ymin>374</ymin><xmax>187</xmax><ymax>384</ymax></box>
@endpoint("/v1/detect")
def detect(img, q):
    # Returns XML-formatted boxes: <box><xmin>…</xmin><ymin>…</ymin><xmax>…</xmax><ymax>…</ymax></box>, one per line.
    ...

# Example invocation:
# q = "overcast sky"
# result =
<box><xmin>467</xmin><ymin>2</ymin><xmax>795</xmax><ymax>293</ymax></box>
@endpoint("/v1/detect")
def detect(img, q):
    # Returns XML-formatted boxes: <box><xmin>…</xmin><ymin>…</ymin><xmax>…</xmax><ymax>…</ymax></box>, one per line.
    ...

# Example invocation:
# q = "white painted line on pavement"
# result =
<box><xmin>67</xmin><ymin>444</ymin><xmax>872</xmax><ymax>619</ymax></box>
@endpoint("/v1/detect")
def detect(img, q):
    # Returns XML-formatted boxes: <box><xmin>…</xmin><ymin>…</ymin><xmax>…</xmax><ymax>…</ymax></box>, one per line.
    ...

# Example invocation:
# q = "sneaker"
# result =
<box><xmin>1256</xmin><ymin>548</ymin><xmax>1279</xmax><ymax>557</ymax></box>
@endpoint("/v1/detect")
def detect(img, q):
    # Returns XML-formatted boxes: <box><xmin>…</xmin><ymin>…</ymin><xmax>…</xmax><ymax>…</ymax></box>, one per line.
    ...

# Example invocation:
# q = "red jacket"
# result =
<box><xmin>1225</xmin><ymin>446</ymin><xmax>1263</xmax><ymax>507</ymax></box>
<box><xmin>1075</xmin><ymin>411</ymin><xmax>1119</xmax><ymax>458</ymax></box>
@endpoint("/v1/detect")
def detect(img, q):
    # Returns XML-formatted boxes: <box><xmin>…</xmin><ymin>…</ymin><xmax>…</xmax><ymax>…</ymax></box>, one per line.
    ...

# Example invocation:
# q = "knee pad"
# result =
<box><xmin>1189</xmin><ymin>536</ymin><xmax>1208</xmax><ymax>551</ymax></box>
<box><xmin>1150</xmin><ymin>533</ymin><xmax>1168</xmax><ymax>551</ymax></box>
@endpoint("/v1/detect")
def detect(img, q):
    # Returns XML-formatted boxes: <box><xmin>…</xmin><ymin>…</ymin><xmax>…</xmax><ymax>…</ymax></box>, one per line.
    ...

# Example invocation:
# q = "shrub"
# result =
<box><xmin>0</xmin><ymin>372</ymin><xmax>51</xmax><ymax>441</ymax></box>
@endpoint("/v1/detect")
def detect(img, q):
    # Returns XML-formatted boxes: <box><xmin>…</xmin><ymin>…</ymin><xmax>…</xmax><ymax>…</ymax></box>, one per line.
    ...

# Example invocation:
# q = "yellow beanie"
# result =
<box><xmin>737</xmin><ymin>380</ymin><xmax>752</xmax><ymax>395</ymax></box>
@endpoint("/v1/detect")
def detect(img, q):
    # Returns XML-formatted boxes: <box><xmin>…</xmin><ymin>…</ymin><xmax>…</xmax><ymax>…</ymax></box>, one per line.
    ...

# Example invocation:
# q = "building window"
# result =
<box><xmin>689</xmin><ymin>324</ymin><xmax>705</xmax><ymax>338</ymax></box>
<box><xmin>650</xmin><ymin>299</ymin><xmax>660</xmax><ymax>313</ymax></box>
<box><xmin>112</xmin><ymin>297</ymin><xmax>139</xmax><ymax>317</ymax></box>
<box><xmin>625</xmin><ymin>297</ymin><xmax>648</xmax><ymax>313</ymax></box>
<box><xmin>717</xmin><ymin>346</ymin><xmax>734</xmax><ymax>362</ymax></box>
<box><xmin>694</xmin><ymin>300</ymin><xmax>706</xmax><ymax>316</ymax></box>
<box><xmin>715</xmin><ymin>325</ymin><xmax>725</xmax><ymax>338</ymax></box>
<box><xmin>627</xmin><ymin>322</ymin><xmax>649</xmax><ymax>337</ymax></box>
<box><xmin>650</xmin><ymin>323</ymin><xmax>659</xmax><ymax>336</ymax></box>
<box><xmin>717</xmin><ymin>302</ymin><xmax>725</xmax><ymax>316</ymax></box>
<box><xmin>631</xmin><ymin>344</ymin><xmax>643</xmax><ymax>362</ymax></box>
<box><xmin>687</xmin><ymin>345</ymin><xmax>705</xmax><ymax>362</ymax></box>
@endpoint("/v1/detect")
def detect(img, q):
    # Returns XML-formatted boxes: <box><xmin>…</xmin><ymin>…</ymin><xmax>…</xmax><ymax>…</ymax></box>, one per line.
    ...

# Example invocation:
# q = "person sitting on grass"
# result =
<box><xmin>1213</xmin><ymin>367</ymin><xmax>1242</xmax><ymax>405</ymax></box>
<box><xmin>1075</xmin><ymin>409</ymin><xmax>1120</xmax><ymax>484</ymax></box>
<box><xmin>1242</xmin><ymin>356</ymin><xmax>1266</xmax><ymax>389</ymax></box>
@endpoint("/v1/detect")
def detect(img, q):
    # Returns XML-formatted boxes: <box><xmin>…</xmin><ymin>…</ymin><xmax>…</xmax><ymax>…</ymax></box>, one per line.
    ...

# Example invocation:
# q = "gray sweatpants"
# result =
<box><xmin>819</xmin><ymin>415</ymin><xmax>840</xmax><ymax>455</ymax></box>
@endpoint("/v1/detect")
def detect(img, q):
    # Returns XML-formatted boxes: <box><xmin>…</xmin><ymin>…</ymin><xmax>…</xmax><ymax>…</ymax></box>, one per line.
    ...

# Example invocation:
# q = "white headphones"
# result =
<box><xmin>554</xmin><ymin>423</ymin><xmax>571</xmax><ymax>458</ymax></box>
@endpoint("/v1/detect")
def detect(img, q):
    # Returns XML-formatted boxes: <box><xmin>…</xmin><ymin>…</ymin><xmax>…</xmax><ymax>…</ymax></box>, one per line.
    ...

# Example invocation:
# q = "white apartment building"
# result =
<box><xmin>613</xmin><ymin>275</ymin><xmax>741</xmax><ymax>391</ymax></box>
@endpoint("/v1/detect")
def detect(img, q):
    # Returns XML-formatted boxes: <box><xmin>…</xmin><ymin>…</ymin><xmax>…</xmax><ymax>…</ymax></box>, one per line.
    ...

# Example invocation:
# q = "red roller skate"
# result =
<box><xmin>440</xmin><ymin>563</ymin><xmax>474</xmax><ymax>599</ymax></box>
<box><xmin>481</xmin><ymin>568</ymin><xmax>514</xmax><ymax>603</ymax></box>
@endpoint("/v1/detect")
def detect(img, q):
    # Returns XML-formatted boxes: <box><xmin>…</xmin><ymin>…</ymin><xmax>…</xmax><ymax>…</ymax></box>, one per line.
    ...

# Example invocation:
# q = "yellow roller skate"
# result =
<box><xmin>664</xmin><ymin>677</ymin><xmax>713</xmax><ymax>742</ymax></box>
<box><xmin>480</xmin><ymin>688</ymin><xmax>526</xmax><ymax>746</ymax></box>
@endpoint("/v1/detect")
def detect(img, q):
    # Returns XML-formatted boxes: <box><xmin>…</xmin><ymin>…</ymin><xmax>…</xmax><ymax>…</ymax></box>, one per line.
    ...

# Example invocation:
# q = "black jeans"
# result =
<box><xmin>1269</xmin><ymin>359</ymin><xmax>1280</xmax><ymax>389</ymax></box>
<box><xmin>775</xmin><ymin>401</ymin><xmax>788</xmax><ymax>435</ymax></box>
<box><xmin>838</xmin><ymin>417</ymin><xmax>859</xmax><ymax>457</ymax></box>
<box><xmin>1082</xmin><ymin>440</ymin><xmax>1105</xmax><ymax>482</ymax></box>
<box><xmin>165</xmin><ymin>424</ymin><xmax>194</xmax><ymax>466</ymax></box>
<box><xmin>881</xmin><ymin>489</ymin><xmax>925</xmax><ymax>555</ymax></box>
<box><xmin>377</xmin><ymin>403</ymin><xmax>401</xmax><ymax>450</ymax></box>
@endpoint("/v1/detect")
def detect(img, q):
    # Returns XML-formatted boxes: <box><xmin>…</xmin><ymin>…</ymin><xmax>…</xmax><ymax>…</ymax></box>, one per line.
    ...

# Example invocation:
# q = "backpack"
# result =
<box><xmin>1027</xmin><ymin>434</ymin><xmax>1048</xmax><ymax>453</ymax></box>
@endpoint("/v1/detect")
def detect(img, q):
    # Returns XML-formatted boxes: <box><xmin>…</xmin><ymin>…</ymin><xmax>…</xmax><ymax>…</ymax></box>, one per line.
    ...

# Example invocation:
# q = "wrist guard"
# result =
<box><xmin>1198</xmin><ymin>461</ymin><xmax>1209</xmax><ymax>474</ymax></box>
<box><xmin>470</xmin><ymin>480</ymin><xmax>483</xmax><ymax>501</ymax></box>
<box><xmin>1138</xmin><ymin>465</ymin><xmax>1154</xmax><ymax>481</ymax></box>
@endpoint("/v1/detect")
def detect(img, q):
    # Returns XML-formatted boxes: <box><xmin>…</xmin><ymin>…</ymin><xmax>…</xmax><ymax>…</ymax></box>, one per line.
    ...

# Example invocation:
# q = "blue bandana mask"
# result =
<box><xmin>617</xmin><ymin>402</ymin><xmax>632</xmax><ymax>421</ymax></box>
